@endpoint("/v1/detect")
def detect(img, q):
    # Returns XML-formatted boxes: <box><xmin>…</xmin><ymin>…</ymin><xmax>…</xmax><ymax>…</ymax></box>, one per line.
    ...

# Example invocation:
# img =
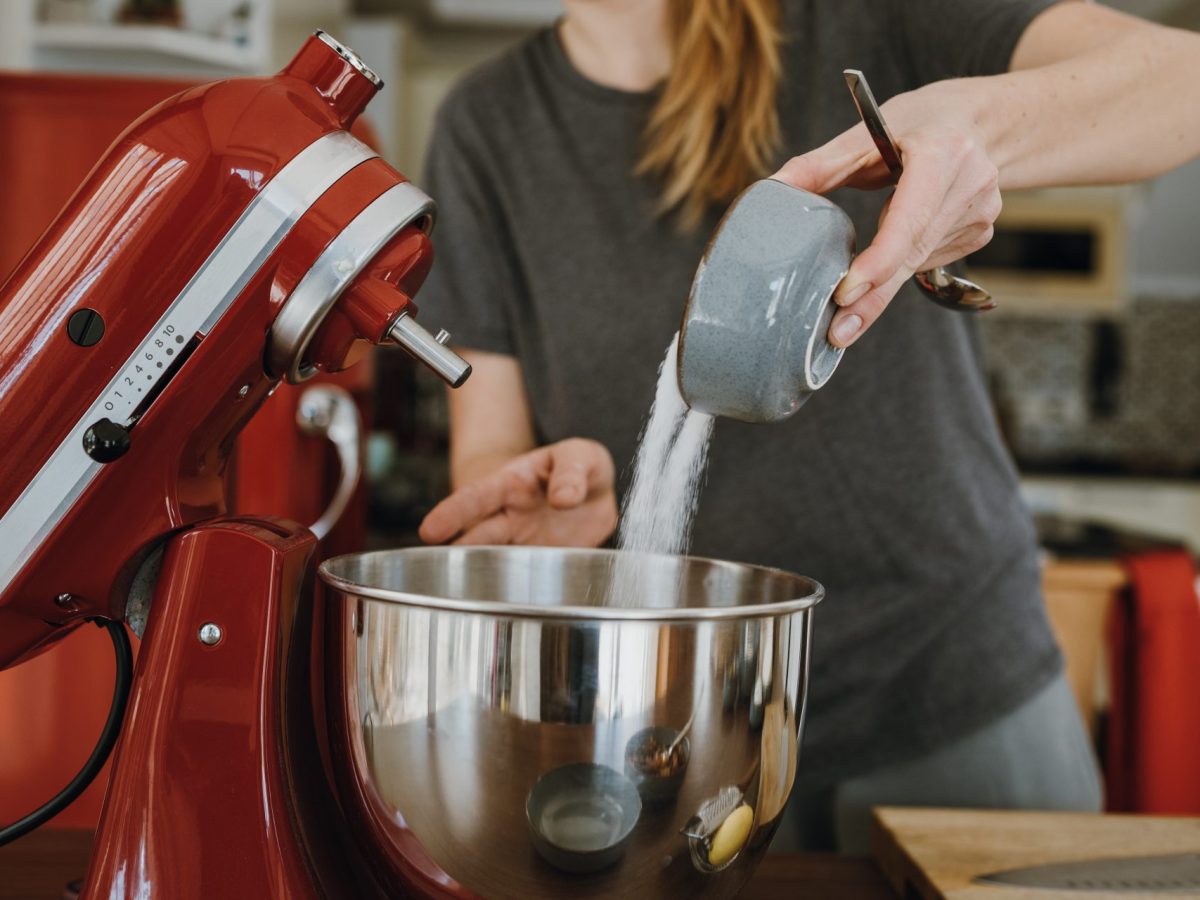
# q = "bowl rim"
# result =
<box><xmin>318</xmin><ymin>545</ymin><xmax>823</xmax><ymax>622</ymax></box>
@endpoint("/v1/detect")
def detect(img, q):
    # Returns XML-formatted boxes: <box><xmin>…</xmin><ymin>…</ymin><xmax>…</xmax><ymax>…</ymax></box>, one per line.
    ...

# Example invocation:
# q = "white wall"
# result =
<box><xmin>0</xmin><ymin>0</ymin><xmax>36</xmax><ymax>69</ymax></box>
<box><xmin>392</xmin><ymin>25</ymin><xmax>528</xmax><ymax>175</ymax></box>
<box><xmin>1131</xmin><ymin>159</ymin><xmax>1200</xmax><ymax>297</ymax></box>
<box><xmin>1107</xmin><ymin>0</ymin><xmax>1200</xmax><ymax>298</ymax></box>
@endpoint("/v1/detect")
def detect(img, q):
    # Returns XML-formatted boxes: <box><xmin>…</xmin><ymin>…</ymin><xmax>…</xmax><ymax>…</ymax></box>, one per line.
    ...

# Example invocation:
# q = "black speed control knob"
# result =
<box><xmin>83</xmin><ymin>418</ymin><xmax>131</xmax><ymax>463</ymax></box>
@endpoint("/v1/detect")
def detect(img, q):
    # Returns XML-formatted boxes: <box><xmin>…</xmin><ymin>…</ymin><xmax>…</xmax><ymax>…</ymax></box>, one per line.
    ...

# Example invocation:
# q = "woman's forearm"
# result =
<box><xmin>774</xmin><ymin>3</ymin><xmax>1199</xmax><ymax>347</ymax></box>
<box><xmin>972</xmin><ymin>22</ymin><xmax>1200</xmax><ymax>190</ymax></box>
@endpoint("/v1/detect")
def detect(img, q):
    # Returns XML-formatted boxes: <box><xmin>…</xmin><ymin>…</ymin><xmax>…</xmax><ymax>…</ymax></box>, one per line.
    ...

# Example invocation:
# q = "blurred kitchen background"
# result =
<box><xmin>2</xmin><ymin>0</ymin><xmax>1199</xmax><ymax>548</ymax></box>
<box><xmin>0</xmin><ymin>0</ymin><xmax>1198</xmax><ymax>822</ymax></box>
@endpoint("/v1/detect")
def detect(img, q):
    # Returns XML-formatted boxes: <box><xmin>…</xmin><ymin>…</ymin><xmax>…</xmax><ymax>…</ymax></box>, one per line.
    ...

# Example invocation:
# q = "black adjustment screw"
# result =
<box><xmin>66</xmin><ymin>308</ymin><xmax>105</xmax><ymax>346</ymax></box>
<box><xmin>54</xmin><ymin>593</ymin><xmax>81</xmax><ymax>612</ymax></box>
<box><xmin>83</xmin><ymin>418</ymin><xmax>131</xmax><ymax>463</ymax></box>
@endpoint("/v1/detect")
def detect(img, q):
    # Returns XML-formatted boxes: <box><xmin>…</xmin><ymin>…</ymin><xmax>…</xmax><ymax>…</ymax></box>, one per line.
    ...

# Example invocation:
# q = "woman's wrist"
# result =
<box><xmin>898</xmin><ymin>77</ymin><xmax>1005</xmax><ymax>172</ymax></box>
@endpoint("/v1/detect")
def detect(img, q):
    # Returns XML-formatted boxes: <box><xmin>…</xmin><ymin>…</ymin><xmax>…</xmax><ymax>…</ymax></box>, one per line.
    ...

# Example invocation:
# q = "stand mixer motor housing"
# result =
<box><xmin>0</xmin><ymin>33</ymin><xmax>473</xmax><ymax>898</ymax></box>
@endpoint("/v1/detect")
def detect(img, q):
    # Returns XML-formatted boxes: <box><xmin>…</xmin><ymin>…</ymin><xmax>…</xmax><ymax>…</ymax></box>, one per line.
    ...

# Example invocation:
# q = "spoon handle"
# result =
<box><xmin>842</xmin><ymin>69</ymin><xmax>996</xmax><ymax>313</ymax></box>
<box><xmin>843</xmin><ymin>69</ymin><xmax>905</xmax><ymax>181</ymax></box>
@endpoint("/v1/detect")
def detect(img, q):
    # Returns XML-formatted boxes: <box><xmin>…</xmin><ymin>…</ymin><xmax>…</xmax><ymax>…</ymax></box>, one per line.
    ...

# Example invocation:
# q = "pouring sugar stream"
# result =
<box><xmin>608</xmin><ymin>177</ymin><xmax>857</xmax><ymax>605</ymax></box>
<box><xmin>615</xmin><ymin>69</ymin><xmax>1002</xmax><ymax>581</ymax></box>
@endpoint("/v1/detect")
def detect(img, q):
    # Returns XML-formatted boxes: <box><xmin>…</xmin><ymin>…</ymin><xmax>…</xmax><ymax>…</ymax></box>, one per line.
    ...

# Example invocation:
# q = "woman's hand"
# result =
<box><xmin>419</xmin><ymin>437</ymin><xmax>618</xmax><ymax>547</ymax></box>
<box><xmin>773</xmin><ymin>80</ymin><xmax>1001</xmax><ymax>348</ymax></box>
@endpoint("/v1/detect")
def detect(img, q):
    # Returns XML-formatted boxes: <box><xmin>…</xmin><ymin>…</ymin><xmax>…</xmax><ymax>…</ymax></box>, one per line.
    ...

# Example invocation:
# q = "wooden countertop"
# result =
<box><xmin>0</xmin><ymin>829</ymin><xmax>896</xmax><ymax>900</ymax></box>
<box><xmin>873</xmin><ymin>807</ymin><xmax>1200</xmax><ymax>899</ymax></box>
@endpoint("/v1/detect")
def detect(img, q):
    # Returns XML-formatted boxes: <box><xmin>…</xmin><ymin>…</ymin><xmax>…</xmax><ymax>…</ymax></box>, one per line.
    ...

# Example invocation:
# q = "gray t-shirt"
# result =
<box><xmin>419</xmin><ymin>0</ymin><xmax>1063</xmax><ymax>786</ymax></box>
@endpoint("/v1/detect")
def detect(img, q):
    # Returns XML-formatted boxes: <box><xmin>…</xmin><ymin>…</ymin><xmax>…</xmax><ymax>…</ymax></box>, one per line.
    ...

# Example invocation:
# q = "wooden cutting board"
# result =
<box><xmin>872</xmin><ymin>807</ymin><xmax>1200</xmax><ymax>899</ymax></box>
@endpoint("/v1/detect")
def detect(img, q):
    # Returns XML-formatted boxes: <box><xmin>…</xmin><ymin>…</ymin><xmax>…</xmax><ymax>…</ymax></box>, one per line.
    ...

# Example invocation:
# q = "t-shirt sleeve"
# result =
<box><xmin>415</xmin><ymin>92</ymin><xmax>520</xmax><ymax>356</ymax></box>
<box><xmin>892</xmin><ymin>0</ymin><xmax>1064</xmax><ymax>83</ymax></box>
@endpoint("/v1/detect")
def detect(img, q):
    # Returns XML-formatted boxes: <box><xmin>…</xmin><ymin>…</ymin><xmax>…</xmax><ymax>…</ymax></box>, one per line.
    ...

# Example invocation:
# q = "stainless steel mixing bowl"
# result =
<box><xmin>320</xmin><ymin>546</ymin><xmax>821</xmax><ymax>899</ymax></box>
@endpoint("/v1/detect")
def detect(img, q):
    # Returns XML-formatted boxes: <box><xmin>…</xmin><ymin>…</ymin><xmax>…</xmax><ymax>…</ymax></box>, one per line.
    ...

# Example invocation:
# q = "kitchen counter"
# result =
<box><xmin>0</xmin><ymin>829</ymin><xmax>896</xmax><ymax>899</ymax></box>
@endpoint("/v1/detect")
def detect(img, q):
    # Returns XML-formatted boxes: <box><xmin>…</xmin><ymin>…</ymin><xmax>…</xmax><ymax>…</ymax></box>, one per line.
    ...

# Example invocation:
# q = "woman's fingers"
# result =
<box><xmin>828</xmin><ymin>266</ymin><xmax>914</xmax><ymax>348</ymax></box>
<box><xmin>827</xmin><ymin>216</ymin><xmax>998</xmax><ymax>348</ymax></box>
<box><xmin>919</xmin><ymin>221</ymin><xmax>997</xmax><ymax>271</ymax></box>
<box><xmin>545</xmin><ymin>439</ymin><xmax>615</xmax><ymax>510</ymax></box>
<box><xmin>835</xmin><ymin>146</ymin><xmax>955</xmax><ymax>306</ymax></box>
<box><xmin>419</xmin><ymin>440</ymin><xmax>616</xmax><ymax>544</ymax></box>
<box><xmin>774</xmin><ymin>125</ymin><xmax>875</xmax><ymax>194</ymax></box>
<box><xmin>452</xmin><ymin>513</ymin><xmax>515</xmax><ymax>546</ymax></box>
<box><xmin>418</xmin><ymin>459</ymin><xmax>534</xmax><ymax>543</ymax></box>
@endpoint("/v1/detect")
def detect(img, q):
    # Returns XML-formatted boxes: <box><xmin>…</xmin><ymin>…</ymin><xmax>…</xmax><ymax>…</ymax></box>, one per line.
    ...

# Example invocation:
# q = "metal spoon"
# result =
<box><xmin>843</xmin><ymin>69</ymin><xmax>996</xmax><ymax>312</ymax></box>
<box><xmin>658</xmin><ymin>706</ymin><xmax>695</xmax><ymax>764</ymax></box>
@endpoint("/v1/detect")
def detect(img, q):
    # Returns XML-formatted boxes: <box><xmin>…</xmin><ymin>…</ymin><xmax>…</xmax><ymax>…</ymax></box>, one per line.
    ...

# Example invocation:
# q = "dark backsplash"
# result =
<box><xmin>980</xmin><ymin>295</ymin><xmax>1200</xmax><ymax>477</ymax></box>
<box><xmin>369</xmin><ymin>351</ymin><xmax>452</xmax><ymax>546</ymax></box>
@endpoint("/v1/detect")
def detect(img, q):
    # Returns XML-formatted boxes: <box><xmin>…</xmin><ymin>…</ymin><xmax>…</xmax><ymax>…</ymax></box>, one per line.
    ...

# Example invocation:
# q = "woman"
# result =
<box><xmin>416</xmin><ymin>0</ymin><xmax>1200</xmax><ymax>853</ymax></box>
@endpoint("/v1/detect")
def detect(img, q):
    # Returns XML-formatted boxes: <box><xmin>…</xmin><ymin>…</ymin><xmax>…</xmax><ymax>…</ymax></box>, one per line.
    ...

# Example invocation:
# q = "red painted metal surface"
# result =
<box><xmin>80</xmin><ymin>517</ymin><xmax>470</xmax><ymax>899</ymax></box>
<box><xmin>0</xmin><ymin>37</ymin><xmax>470</xmax><ymax>899</ymax></box>
<box><xmin>0</xmin><ymin>71</ymin><xmax>189</xmax><ymax>831</ymax></box>
<box><xmin>0</xmin><ymin>72</ymin><xmax>333</xmax><ymax>832</ymax></box>
<box><xmin>0</xmin><ymin>37</ymin><xmax>421</xmax><ymax>668</ymax></box>
<box><xmin>82</xmin><ymin>518</ymin><xmax>374</xmax><ymax>899</ymax></box>
<box><xmin>0</xmin><ymin>68</ymin><xmax>383</xmax><ymax>827</ymax></box>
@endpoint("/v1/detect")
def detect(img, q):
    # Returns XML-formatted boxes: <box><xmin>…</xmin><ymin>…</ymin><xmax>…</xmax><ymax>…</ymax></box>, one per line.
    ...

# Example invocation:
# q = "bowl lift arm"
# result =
<box><xmin>0</xmin><ymin>33</ymin><xmax>474</xmax><ymax>899</ymax></box>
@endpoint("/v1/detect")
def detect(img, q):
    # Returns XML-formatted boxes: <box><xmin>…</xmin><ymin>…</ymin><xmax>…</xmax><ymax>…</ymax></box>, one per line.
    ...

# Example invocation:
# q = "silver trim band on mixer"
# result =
<box><xmin>0</xmin><ymin>130</ymin><xmax>379</xmax><ymax>597</ymax></box>
<box><xmin>265</xmin><ymin>180</ymin><xmax>436</xmax><ymax>384</ymax></box>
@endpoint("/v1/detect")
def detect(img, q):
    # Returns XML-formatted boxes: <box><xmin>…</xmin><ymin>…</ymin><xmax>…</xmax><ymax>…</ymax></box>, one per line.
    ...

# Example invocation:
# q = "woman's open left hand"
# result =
<box><xmin>418</xmin><ymin>437</ymin><xmax>618</xmax><ymax>548</ymax></box>
<box><xmin>772</xmin><ymin>80</ymin><xmax>1002</xmax><ymax>348</ymax></box>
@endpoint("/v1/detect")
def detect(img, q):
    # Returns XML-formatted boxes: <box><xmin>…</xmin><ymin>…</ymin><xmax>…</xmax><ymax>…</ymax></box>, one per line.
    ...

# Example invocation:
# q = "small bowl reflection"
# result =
<box><xmin>525</xmin><ymin>762</ymin><xmax>642</xmax><ymax>874</ymax></box>
<box><xmin>624</xmin><ymin>726</ymin><xmax>690</xmax><ymax>808</ymax></box>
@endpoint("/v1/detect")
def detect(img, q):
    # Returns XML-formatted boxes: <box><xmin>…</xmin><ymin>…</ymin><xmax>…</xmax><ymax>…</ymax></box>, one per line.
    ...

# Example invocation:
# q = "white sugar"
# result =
<box><xmin>610</xmin><ymin>334</ymin><xmax>714</xmax><ymax>606</ymax></box>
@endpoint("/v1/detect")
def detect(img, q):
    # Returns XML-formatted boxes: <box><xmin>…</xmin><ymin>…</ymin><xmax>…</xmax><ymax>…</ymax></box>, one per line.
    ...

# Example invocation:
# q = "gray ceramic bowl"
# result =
<box><xmin>678</xmin><ymin>179</ymin><xmax>856</xmax><ymax>423</ymax></box>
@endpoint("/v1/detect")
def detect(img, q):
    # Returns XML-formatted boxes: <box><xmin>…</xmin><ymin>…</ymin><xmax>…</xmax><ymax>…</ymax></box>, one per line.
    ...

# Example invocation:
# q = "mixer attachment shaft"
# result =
<box><xmin>387</xmin><ymin>313</ymin><xmax>471</xmax><ymax>388</ymax></box>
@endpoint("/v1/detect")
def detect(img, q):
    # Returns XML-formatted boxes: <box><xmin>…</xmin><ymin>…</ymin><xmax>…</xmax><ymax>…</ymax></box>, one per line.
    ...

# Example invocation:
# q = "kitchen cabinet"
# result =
<box><xmin>1041</xmin><ymin>558</ymin><xmax>1125</xmax><ymax>738</ymax></box>
<box><xmin>1</xmin><ymin>0</ymin><xmax>354</xmax><ymax>79</ymax></box>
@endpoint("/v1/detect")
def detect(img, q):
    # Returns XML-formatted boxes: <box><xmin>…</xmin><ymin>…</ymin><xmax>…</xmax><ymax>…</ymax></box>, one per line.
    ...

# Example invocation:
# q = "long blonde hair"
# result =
<box><xmin>637</xmin><ymin>0</ymin><xmax>783</xmax><ymax>229</ymax></box>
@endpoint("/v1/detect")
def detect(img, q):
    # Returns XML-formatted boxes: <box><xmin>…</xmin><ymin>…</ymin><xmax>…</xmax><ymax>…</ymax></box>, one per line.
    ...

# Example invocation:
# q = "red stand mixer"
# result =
<box><xmin>0</xmin><ymin>33</ymin><xmax>470</xmax><ymax>897</ymax></box>
<box><xmin>0</xmin><ymin>32</ymin><xmax>822</xmax><ymax>900</ymax></box>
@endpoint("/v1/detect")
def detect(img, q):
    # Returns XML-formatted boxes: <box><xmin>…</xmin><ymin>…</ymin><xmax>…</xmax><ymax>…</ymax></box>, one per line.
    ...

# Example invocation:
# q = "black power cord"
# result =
<box><xmin>0</xmin><ymin>619</ymin><xmax>133</xmax><ymax>847</ymax></box>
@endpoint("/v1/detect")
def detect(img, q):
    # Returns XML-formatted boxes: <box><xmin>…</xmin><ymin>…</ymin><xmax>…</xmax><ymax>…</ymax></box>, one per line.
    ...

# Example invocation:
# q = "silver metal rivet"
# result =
<box><xmin>198</xmin><ymin>622</ymin><xmax>223</xmax><ymax>645</ymax></box>
<box><xmin>54</xmin><ymin>593</ymin><xmax>78</xmax><ymax>610</ymax></box>
<box><xmin>237</xmin><ymin>384</ymin><xmax>250</xmax><ymax>399</ymax></box>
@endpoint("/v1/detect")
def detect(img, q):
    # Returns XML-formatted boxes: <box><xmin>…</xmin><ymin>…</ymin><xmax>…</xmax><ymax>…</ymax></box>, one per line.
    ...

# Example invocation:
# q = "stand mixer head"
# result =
<box><xmin>0</xmin><ymin>31</ymin><xmax>467</xmax><ymax>669</ymax></box>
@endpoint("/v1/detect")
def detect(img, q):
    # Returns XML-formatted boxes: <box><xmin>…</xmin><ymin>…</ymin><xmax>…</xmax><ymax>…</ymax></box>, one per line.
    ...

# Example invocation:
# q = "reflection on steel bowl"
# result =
<box><xmin>321</xmin><ymin>546</ymin><xmax>821</xmax><ymax>899</ymax></box>
<box><xmin>625</xmin><ymin>725</ymin><xmax>690</xmax><ymax>808</ymax></box>
<box><xmin>526</xmin><ymin>762</ymin><xmax>642</xmax><ymax>873</ymax></box>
